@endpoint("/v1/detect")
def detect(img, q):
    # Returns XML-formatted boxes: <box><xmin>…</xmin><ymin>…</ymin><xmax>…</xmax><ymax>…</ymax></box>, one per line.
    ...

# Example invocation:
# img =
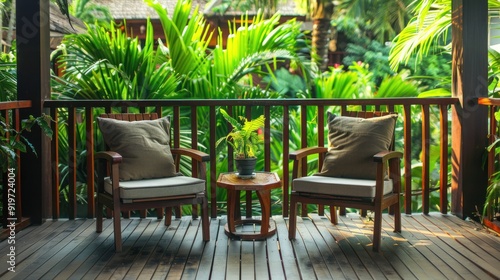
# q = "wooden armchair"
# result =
<box><xmin>288</xmin><ymin>111</ymin><xmax>402</xmax><ymax>252</ymax></box>
<box><xmin>95</xmin><ymin>113</ymin><xmax>210</xmax><ymax>252</ymax></box>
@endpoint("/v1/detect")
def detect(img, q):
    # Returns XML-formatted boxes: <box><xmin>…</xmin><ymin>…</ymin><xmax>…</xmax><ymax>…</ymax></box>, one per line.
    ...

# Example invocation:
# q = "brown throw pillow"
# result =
<box><xmin>97</xmin><ymin>117</ymin><xmax>177</xmax><ymax>181</ymax></box>
<box><xmin>316</xmin><ymin>112</ymin><xmax>397</xmax><ymax>180</ymax></box>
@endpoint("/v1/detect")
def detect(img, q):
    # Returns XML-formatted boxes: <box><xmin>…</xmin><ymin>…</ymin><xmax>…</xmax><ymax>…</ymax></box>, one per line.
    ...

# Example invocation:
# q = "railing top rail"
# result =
<box><xmin>44</xmin><ymin>97</ymin><xmax>458</xmax><ymax>108</ymax></box>
<box><xmin>478</xmin><ymin>97</ymin><xmax>500</xmax><ymax>106</ymax></box>
<box><xmin>0</xmin><ymin>100</ymin><xmax>32</xmax><ymax>110</ymax></box>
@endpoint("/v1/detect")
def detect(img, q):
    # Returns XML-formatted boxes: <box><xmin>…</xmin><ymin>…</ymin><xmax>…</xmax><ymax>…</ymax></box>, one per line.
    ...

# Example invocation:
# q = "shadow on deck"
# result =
<box><xmin>1</xmin><ymin>213</ymin><xmax>499</xmax><ymax>279</ymax></box>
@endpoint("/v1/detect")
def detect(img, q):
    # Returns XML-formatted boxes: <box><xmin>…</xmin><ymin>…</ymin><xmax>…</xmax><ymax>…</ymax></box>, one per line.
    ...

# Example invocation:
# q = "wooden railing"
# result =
<box><xmin>44</xmin><ymin>98</ymin><xmax>458</xmax><ymax>219</ymax></box>
<box><xmin>1</xmin><ymin>100</ymin><xmax>32</xmax><ymax>234</ymax></box>
<box><xmin>478</xmin><ymin>97</ymin><xmax>500</xmax><ymax>232</ymax></box>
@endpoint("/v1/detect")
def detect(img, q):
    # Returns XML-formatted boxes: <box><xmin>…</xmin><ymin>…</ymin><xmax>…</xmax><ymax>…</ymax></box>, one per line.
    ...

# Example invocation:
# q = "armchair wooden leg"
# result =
<box><xmin>289</xmin><ymin>195</ymin><xmax>297</xmax><ymax>239</ymax></box>
<box><xmin>372</xmin><ymin>210</ymin><xmax>382</xmax><ymax>252</ymax></box>
<box><xmin>156</xmin><ymin>208</ymin><xmax>163</xmax><ymax>220</ymax></box>
<box><xmin>329</xmin><ymin>205</ymin><xmax>338</xmax><ymax>225</ymax></box>
<box><xmin>113</xmin><ymin>206</ymin><xmax>122</xmax><ymax>253</ymax></box>
<box><xmin>361</xmin><ymin>209</ymin><xmax>367</xmax><ymax>217</ymax></box>
<box><xmin>301</xmin><ymin>203</ymin><xmax>308</xmax><ymax>217</ymax></box>
<box><xmin>175</xmin><ymin>206</ymin><xmax>181</xmax><ymax>218</ymax></box>
<box><xmin>192</xmin><ymin>204</ymin><xmax>199</xmax><ymax>219</ymax></box>
<box><xmin>106</xmin><ymin>207</ymin><xmax>112</xmax><ymax>218</ymax></box>
<box><xmin>394</xmin><ymin>204</ymin><xmax>402</xmax><ymax>233</ymax></box>
<box><xmin>339</xmin><ymin>207</ymin><xmax>346</xmax><ymax>216</ymax></box>
<box><xmin>165</xmin><ymin>207</ymin><xmax>172</xmax><ymax>226</ymax></box>
<box><xmin>318</xmin><ymin>205</ymin><xmax>324</xmax><ymax>216</ymax></box>
<box><xmin>139</xmin><ymin>209</ymin><xmax>147</xmax><ymax>218</ymax></box>
<box><xmin>201</xmin><ymin>198</ymin><xmax>210</xmax><ymax>241</ymax></box>
<box><xmin>96</xmin><ymin>199</ymin><xmax>103</xmax><ymax>233</ymax></box>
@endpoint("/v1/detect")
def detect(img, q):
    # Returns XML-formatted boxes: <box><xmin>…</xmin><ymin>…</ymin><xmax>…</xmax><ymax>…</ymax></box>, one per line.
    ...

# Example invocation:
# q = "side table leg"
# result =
<box><xmin>256</xmin><ymin>189</ymin><xmax>271</xmax><ymax>235</ymax></box>
<box><xmin>227</xmin><ymin>189</ymin><xmax>237</xmax><ymax>233</ymax></box>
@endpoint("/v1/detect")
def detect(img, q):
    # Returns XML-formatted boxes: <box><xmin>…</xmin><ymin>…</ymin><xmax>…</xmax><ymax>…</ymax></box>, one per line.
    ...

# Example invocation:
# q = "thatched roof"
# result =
<box><xmin>92</xmin><ymin>0</ymin><xmax>207</xmax><ymax>19</ymax></box>
<box><xmin>50</xmin><ymin>3</ymin><xmax>86</xmax><ymax>48</ymax></box>
<box><xmin>92</xmin><ymin>0</ymin><xmax>304</xmax><ymax>19</ymax></box>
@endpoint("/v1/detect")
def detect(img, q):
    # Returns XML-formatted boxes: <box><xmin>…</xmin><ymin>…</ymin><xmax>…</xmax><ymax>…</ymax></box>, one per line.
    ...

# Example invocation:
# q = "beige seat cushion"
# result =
<box><xmin>104</xmin><ymin>176</ymin><xmax>205</xmax><ymax>203</ymax></box>
<box><xmin>97</xmin><ymin>117</ymin><xmax>177</xmax><ymax>181</ymax></box>
<box><xmin>293</xmin><ymin>176</ymin><xmax>393</xmax><ymax>199</ymax></box>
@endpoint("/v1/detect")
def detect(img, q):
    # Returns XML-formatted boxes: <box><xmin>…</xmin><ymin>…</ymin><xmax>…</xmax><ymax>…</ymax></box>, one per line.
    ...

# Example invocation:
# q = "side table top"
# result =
<box><xmin>217</xmin><ymin>172</ymin><xmax>281</xmax><ymax>191</ymax></box>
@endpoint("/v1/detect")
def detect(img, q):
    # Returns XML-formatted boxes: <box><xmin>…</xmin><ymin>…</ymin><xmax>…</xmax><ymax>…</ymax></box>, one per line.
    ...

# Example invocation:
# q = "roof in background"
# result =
<box><xmin>92</xmin><ymin>0</ymin><xmax>304</xmax><ymax>19</ymax></box>
<box><xmin>92</xmin><ymin>0</ymin><xmax>207</xmax><ymax>19</ymax></box>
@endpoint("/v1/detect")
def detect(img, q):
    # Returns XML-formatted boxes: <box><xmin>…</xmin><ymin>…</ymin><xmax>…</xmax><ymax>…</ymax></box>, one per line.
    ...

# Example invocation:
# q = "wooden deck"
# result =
<box><xmin>1</xmin><ymin>213</ymin><xmax>500</xmax><ymax>279</ymax></box>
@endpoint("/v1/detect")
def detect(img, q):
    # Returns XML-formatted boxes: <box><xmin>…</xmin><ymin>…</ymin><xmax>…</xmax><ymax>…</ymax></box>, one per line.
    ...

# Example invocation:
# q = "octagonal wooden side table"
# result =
<box><xmin>217</xmin><ymin>171</ymin><xmax>281</xmax><ymax>240</ymax></box>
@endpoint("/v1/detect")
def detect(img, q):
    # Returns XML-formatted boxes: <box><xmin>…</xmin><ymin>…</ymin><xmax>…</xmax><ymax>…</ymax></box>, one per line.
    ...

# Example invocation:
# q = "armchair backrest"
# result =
<box><xmin>98</xmin><ymin>113</ymin><xmax>171</xmax><ymax>150</ymax></box>
<box><xmin>342</xmin><ymin>110</ymin><xmax>397</xmax><ymax>151</ymax></box>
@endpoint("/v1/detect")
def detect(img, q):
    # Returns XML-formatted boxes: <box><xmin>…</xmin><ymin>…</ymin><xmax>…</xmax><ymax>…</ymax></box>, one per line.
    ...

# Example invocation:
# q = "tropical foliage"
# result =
<box><xmin>0</xmin><ymin>53</ymin><xmax>16</xmax><ymax>101</ymax></box>
<box><xmin>69</xmin><ymin>0</ymin><xmax>113</xmax><ymax>26</ymax></box>
<box><xmin>45</xmin><ymin>0</ymin><xmax>456</xmax><ymax>217</ymax></box>
<box><xmin>0</xmin><ymin>115</ymin><xmax>53</xmax><ymax>173</ymax></box>
<box><xmin>485</xmin><ymin>111</ymin><xmax>500</xmax><ymax>221</ymax></box>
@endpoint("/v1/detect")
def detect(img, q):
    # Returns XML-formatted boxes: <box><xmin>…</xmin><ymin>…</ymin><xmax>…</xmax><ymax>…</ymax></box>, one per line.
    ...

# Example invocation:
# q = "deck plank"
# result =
<box><xmin>412</xmin><ymin>214</ymin><xmax>496</xmax><ymax>280</ymax></box>
<box><xmin>151</xmin><ymin>217</ymin><xmax>191</xmax><ymax>279</ymax></box>
<box><xmin>180</xmin><ymin>218</ymin><xmax>208</xmax><ymax>280</ymax></box>
<box><xmin>137</xmin><ymin>219</ymin><xmax>181</xmax><ymax>279</ymax></box>
<box><xmin>266</xmin><ymin>217</ymin><xmax>286</xmax><ymax>280</ymax></box>
<box><xmin>240</xmin><ymin>240</ymin><xmax>256</xmax><ymax>280</ymax></box>
<box><xmin>122</xmin><ymin>219</ymin><xmax>164</xmax><ymax>279</ymax></box>
<box><xmin>82</xmin><ymin>219</ymin><xmax>136</xmax><ymax>279</ymax></box>
<box><xmin>209</xmin><ymin>222</ymin><xmax>229</xmax><ymax>280</ymax></box>
<box><xmin>379</xmin><ymin>215</ymin><xmax>436</xmax><ymax>280</ymax></box>
<box><xmin>291</xmin><ymin>216</ymin><xmax>318</xmax><ymax>278</ymax></box>
<box><xmin>275</xmin><ymin>216</ymin><xmax>301</xmax><ymax>280</ymax></box>
<box><xmin>51</xmin><ymin>219</ymin><xmax>114</xmax><ymax>280</ymax></box>
<box><xmin>3</xmin><ymin>219</ymin><xmax>88</xmax><ymax>280</ymax></box>
<box><xmin>0</xmin><ymin>213</ymin><xmax>499</xmax><ymax>279</ymax></box>
<box><xmin>36</xmin><ymin>219</ymin><xmax>97</xmax><ymax>280</ymax></box>
<box><xmin>314</xmin><ymin>214</ymin><xmax>356</xmax><ymax>279</ymax></box>
<box><xmin>253</xmin><ymin>239</ymin><xmax>269</xmax><ymax>280</ymax></box>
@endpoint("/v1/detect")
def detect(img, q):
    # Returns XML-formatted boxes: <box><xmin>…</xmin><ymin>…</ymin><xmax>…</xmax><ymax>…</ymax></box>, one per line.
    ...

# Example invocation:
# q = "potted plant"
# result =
<box><xmin>216</xmin><ymin>108</ymin><xmax>265</xmax><ymax>177</ymax></box>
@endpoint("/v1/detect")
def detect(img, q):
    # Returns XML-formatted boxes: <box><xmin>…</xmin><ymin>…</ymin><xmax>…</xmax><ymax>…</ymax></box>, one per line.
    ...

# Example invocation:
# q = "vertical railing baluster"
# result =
<box><xmin>191</xmin><ymin>106</ymin><xmax>198</xmax><ymax>176</ymax></box>
<box><xmin>264</xmin><ymin>106</ymin><xmax>271</xmax><ymax>172</ymax></box>
<box><xmin>51</xmin><ymin>108</ymin><xmax>60</xmax><ymax>219</ymax></box>
<box><xmin>85</xmin><ymin>107</ymin><xmax>95</xmax><ymax>218</ymax></box>
<box><xmin>403</xmin><ymin>104</ymin><xmax>412</xmax><ymax>215</ymax></box>
<box><xmin>245</xmin><ymin>106</ymin><xmax>252</xmax><ymax>218</ymax></box>
<box><xmin>283</xmin><ymin>105</ymin><xmax>290</xmax><ymax>217</ymax></box>
<box><xmin>421</xmin><ymin>104</ymin><xmax>431</xmax><ymax>214</ymax></box>
<box><xmin>13</xmin><ymin>108</ymin><xmax>22</xmax><ymax>222</ymax></box>
<box><xmin>209</xmin><ymin>106</ymin><xmax>217</xmax><ymax>218</ymax></box>
<box><xmin>440</xmin><ymin>104</ymin><xmax>449</xmax><ymax>214</ymax></box>
<box><xmin>227</xmin><ymin>106</ymin><xmax>234</xmax><ymax>172</ymax></box>
<box><xmin>173</xmin><ymin>106</ymin><xmax>180</xmax><ymax>148</ymax></box>
<box><xmin>317</xmin><ymin>105</ymin><xmax>325</xmax><ymax>216</ymax></box>
<box><xmin>68</xmin><ymin>107</ymin><xmax>77</xmax><ymax>219</ymax></box>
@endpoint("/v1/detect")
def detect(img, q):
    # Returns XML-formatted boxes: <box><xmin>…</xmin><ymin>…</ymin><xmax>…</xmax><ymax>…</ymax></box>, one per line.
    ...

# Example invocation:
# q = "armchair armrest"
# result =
<box><xmin>171</xmin><ymin>147</ymin><xmax>210</xmax><ymax>162</ymax></box>
<box><xmin>374</xmin><ymin>150</ymin><xmax>403</xmax><ymax>199</ymax></box>
<box><xmin>94</xmin><ymin>151</ymin><xmax>123</xmax><ymax>195</ymax></box>
<box><xmin>373</xmin><ymin>150</ymin><xmax>403</xmax><ymax>162</ymax></box>
<box><xmin>171</xmin><ymin>147</ymin><xmax>210</xmax><ymax>180</ymax></box>
<box><xmin>290</xmin><ymin>147</ymin><xmax>328</xmax><ymax>179</ymax></box>
<box><xmin>290</xmin><ymin>147</ymin><xmax>328</xmax><ymax>161</ymax></box>
<box><xmin>95</xmin><ymin>151</ymin><xmax>123</xmax><ymax>164</ymax></box>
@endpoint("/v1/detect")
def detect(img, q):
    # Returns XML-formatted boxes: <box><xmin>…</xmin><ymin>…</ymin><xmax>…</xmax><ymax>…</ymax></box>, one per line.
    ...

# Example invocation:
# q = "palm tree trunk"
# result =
<box><xmin>310</xmin><ymin>0</ymin><xmax>334</xmax><ymax>71</ymax></box>
<box><xmin>5</xmin><ymin>0</ymin><xmax>15</xmax><ymax>53</ymax></box>
<box><xmin>312</xmin><ymin>18</ymin><xmax>331</xmax><ymax>71</ymax></box>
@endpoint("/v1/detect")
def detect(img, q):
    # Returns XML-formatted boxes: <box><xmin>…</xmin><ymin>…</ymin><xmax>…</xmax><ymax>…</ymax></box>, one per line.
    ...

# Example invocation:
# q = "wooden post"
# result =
<box><xmin>16</xmin><ymin>0</ymin><xmax>52</xmax><ymax>223</ymax></box>
<box><xmin>451</xmin><ymin>0</ymin><xmax>489</xmax><ymax>219</ymax></box>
